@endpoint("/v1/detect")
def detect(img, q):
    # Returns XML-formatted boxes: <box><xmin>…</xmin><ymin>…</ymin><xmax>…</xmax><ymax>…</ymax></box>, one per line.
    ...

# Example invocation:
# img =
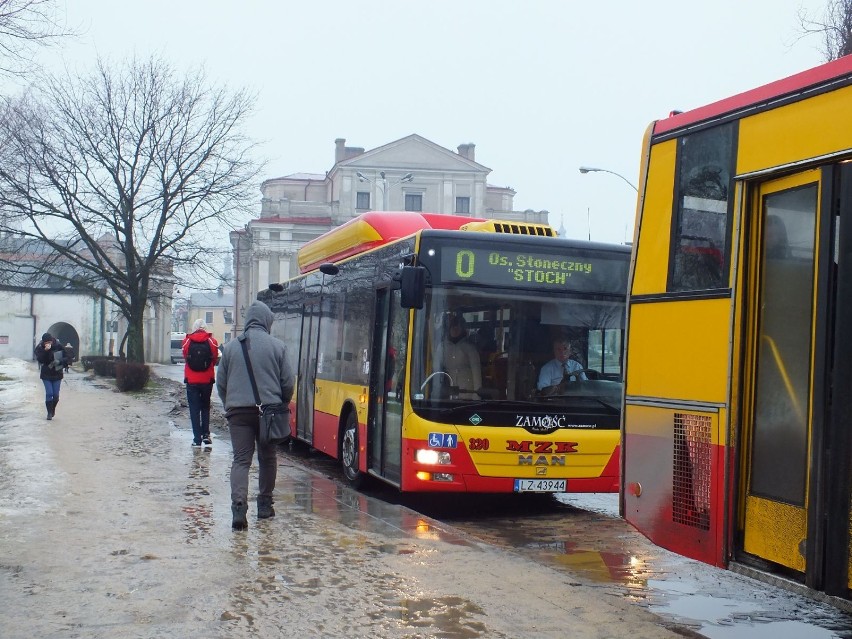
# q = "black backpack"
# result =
<box><xmin>186</xmin><ymin>339</ymin><xmax>213</xmax><ymax>372</ymax></box>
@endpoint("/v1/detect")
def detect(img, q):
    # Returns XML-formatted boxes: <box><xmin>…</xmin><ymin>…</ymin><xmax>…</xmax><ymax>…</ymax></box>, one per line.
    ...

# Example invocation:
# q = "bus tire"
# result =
<box><xmin>341</xmin><ymin>411</ymin><xmax>363</xmax><ymax>488</ymax></box>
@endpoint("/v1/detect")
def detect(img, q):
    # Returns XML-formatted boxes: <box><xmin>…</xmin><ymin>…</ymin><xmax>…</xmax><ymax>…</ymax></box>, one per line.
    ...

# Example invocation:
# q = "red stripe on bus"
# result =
<box><xmin>654</xmin><ymin>55</ymin><xmax>852</xmax><ymax>136</ymax></box>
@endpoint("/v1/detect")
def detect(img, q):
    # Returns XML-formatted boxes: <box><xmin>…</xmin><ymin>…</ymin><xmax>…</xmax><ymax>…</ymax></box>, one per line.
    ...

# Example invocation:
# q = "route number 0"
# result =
<box><xmin>455</xmin><ymin>250</ymin><xmax>475</xmax><ymax>278</ymax></box>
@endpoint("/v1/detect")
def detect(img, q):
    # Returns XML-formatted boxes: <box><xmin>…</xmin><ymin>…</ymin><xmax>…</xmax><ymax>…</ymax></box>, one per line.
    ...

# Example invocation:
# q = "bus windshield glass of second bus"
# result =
<box><xmin>410</xmin><ymin>236</ymin><xmax>628</xmax><ymax>421</ymax></box>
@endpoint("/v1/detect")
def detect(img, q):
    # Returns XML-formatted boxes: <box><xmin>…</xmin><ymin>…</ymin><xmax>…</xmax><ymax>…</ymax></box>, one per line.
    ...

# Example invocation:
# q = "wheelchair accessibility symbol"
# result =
<box><xmin>428</xmin><ymin>432</ymin><xmax>458</xmax><ymax>448</ymax></box>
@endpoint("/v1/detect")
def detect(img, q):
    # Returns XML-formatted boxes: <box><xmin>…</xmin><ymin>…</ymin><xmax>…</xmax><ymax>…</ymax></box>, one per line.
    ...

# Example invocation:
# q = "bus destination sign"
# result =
<box><xmin>439</xmin><ymin>245</ymin><xmax>627</xmax><ymax>293</ymax></box>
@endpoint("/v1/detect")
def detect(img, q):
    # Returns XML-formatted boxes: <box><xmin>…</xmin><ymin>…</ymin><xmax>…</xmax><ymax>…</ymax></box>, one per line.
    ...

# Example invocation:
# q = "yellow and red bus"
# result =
<box><xmin>259</xmin><ymin>211</ymin><xmax>629</xmax><ymax>493</ymax></box>
<box><xmin>623</xmin><ymin>54</ymin><xmax>852</xmax><ymax>598</ymax></box>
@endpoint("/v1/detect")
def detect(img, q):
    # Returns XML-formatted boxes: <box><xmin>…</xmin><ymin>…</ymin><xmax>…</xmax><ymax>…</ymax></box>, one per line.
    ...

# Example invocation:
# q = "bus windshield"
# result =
<box><xmin>409</xmin><ymin>285</ymin><xmax>625</xmax><ymax>422</ymax></box>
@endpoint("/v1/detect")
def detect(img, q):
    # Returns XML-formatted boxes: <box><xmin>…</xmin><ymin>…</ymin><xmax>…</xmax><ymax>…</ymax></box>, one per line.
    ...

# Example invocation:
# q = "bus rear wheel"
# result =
<box><xmin>341</xmin><ymin>412</ymin><xmax>363</xmax><ymax>488</ymax></box>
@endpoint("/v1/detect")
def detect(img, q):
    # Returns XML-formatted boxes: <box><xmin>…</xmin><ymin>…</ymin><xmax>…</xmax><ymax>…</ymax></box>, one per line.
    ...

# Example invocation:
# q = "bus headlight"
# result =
<box><xmin>415</xmin><ymin>449</ymin><xmax>451</xmax><ymax>465</ymax></box>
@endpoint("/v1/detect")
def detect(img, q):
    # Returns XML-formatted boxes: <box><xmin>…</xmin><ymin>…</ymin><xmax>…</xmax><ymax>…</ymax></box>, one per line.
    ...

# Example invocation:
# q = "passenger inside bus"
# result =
<box><xmin>437</xmin><ymin>314</ymin><xmax>482</xmax><ymax>399</ymax></box>
<box><xmin>764</xmin><ymin>214</ymin><xmax>789</xmax><ymax>259</ymax></box>
<box><xmin>537</xmin><ymin>337</ymin><xmax>587</xmax><ymax>394</ymax></box>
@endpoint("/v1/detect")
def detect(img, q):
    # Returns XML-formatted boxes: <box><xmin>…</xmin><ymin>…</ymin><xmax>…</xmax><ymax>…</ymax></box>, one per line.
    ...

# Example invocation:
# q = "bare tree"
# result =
<box><xmin>798</xmin><ymin>0</ymin><xmax>852</xmax><ymax>61</ymax></box>
<box><xmin>0</xmin><ymin>56</ymin><xmax>262</xmax><ymax>362</ymax></box>
<box><xmin>0</xmin><ymin>0</ymin><xmax>71</xmax><ymax>75</ymax></box>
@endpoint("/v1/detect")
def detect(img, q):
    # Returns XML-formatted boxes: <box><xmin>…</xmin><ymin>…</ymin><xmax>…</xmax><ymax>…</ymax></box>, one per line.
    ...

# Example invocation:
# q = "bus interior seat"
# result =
<box><xmin>765</xmin><ymin>214</ymin><xmax>789</xmax><ymax>259</ymax></box>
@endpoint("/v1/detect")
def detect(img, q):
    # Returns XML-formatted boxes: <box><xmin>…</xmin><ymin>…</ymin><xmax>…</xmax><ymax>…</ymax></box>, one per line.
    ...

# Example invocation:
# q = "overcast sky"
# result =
<box><xmin>32</xmin><ymin>0</ymin><xmax>831</xmax><ymax>245</ymax></box>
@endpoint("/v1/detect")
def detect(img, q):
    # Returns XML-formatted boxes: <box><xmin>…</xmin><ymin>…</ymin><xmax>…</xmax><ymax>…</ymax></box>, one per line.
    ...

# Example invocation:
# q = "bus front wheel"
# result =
<box><xmin>341</xmin><ymin>412</ymin><xmax>363</xmax><ymax>488</ymax></box>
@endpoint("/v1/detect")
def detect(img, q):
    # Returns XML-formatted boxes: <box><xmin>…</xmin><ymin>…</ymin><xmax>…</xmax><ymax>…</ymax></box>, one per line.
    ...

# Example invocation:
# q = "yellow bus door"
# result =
<box><xmin>741</xmin><ymin>171</ymin><xmax>822</xmax><ymax>573</ymax></box>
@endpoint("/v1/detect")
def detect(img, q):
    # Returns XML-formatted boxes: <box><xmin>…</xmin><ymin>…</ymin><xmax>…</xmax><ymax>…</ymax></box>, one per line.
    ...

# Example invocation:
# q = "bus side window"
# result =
<box><xmin>669</xmin><ymin>124</ymin><xmax>735</xmax><ymax>292</ymax></box>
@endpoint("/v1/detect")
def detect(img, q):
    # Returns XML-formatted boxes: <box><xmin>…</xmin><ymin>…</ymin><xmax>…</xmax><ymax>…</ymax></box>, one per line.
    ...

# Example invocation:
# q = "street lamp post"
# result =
<box><xmin>579</xmin><ymin>166</ymin><xmax>638</xmax><ymax>244</ymax></box>
<box><xmin>578</xmin><ymin>166</ymin><xmax>638</xmax><ymax>192</ymax></box>
<box><xmin>356</xmin><ymin>171</ymin><xmax>414</xmax><ymax>210</ymax></box>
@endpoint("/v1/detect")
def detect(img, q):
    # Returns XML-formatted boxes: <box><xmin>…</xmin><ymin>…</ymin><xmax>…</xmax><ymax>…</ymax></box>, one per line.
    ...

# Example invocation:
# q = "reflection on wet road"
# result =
<box><xmin>220</xmin><ymin>465</ymin><xmax>522</xmax><ymax>639</ymax></box>
<box><xmin>282</xmin><ymin>441</ymin><xmax>852</xmax><ymax>639</ymax></box>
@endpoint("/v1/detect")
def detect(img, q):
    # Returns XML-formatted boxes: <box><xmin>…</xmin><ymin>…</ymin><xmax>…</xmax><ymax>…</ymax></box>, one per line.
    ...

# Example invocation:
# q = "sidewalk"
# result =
<box><xmin>0</xmin><ymin>360</ymin><xmax>693</xmax><ymax>639</ymax></box>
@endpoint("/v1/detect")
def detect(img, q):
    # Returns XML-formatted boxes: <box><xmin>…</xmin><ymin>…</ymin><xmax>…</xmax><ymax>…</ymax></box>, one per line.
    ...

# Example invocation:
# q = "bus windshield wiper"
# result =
<box><xmin>434</xmin><ymin>399</ymin><xmax>551</xmax><ymax>414</ymax></box>
<box><xmin>436</xmin><ymin>401</ymin><xmax>492</xmax><ymax>415</ymax></box>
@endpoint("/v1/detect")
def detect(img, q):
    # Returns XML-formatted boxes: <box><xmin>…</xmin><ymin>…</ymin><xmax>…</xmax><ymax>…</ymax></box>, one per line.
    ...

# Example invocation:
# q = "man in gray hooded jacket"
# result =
<box><xmin>217</xmin><ymin>300</ymin><xmax>294</xmax><ymax>530</ymax></box>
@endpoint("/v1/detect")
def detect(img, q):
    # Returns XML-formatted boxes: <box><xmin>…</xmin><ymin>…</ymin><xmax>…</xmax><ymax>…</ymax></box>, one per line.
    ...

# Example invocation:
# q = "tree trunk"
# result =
<box><xmin>125</xmin><ymin>309</ymin><xmax>146</xmax><ymax>363</ymax></box>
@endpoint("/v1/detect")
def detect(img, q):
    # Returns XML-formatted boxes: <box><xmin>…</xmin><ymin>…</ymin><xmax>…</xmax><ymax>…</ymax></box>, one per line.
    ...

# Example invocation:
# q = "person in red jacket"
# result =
<box><xmin>182</xmin><ymin>319</ymin><xmax>219</xmax><ymax>448</ymax></box>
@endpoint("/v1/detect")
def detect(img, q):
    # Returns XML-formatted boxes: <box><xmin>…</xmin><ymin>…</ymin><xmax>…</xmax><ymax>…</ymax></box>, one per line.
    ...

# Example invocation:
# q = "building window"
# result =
<box><xmin>455</xmin><ymin>197</ymin><xmax>470</xmax><ymax>214</ymax></box>
<box><xmin>205</xmin><ymin>311</ymin><xmax>213</xmax><ymax>324</ymax></box>
<box><xmin>223</xmin><ymin>310</ymin><xmax>233</xmax><ymax>324</ymax></box>
<box><xmin>405</xmin><ymin>193</ymin><xmax>423</xmax><ymax>212</ymax></box>
<box><xmin>224</xmin><ymin>332</ymin><xmax>231</xmax><ymax>342</ymax></box>
<box><xmin>356</xmin><ymin>191</ymin><xmax>370</xmax><ymax>210</ymax></box>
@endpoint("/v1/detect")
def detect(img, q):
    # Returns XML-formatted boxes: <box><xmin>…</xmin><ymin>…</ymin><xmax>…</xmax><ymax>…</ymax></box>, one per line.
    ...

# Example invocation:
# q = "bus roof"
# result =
<box><xmin>653</xmin><ymin>54</ymin><xmax>852</xmax><ymax>137</ymax></box>
<box><xmin>297</xmin><ymin>211</ymin><xmax>554</xmax><ymax>273</ymax></box>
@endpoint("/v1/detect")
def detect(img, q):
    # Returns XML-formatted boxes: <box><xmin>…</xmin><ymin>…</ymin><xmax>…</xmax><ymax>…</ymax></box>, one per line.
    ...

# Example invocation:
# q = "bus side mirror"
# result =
<box><xmin>399</xmin><ymin>266</ymin><xmax>425</xmax><ymax>309</ymax></box>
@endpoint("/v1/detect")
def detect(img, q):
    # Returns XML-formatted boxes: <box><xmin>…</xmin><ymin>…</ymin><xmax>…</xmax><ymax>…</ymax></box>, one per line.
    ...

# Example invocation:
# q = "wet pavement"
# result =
<box><xmin>286</xmin><ymin>444</ymin><xmax>852</xmax><ymax>639</ymax></box>
<box><xmin>433</xmin><ymin>492</ymin><xmax>852</xmax><ymax>639</ymax></box>
<box><xmin>2</xmin><ymin>359</ymin><xmax>852</xmax><ymax>638</ymax></box>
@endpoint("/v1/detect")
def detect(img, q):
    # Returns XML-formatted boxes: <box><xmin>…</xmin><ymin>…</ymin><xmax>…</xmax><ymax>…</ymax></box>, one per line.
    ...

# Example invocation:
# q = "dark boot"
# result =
<box><xmin>45</xmin><ymin>402</ymin><xmax>53</xmax><ymax>420</ymax></box>
<box><xmin>50</xmin><ymin>399</ymin><xmax>58</xmax><ymax>418</ymax></box>
<box><xmin>257</xmin><ymin>495</ymin><xmax>275</xmax><ymax>519</ymax></box>
<box><xmin>231</xmin><ymin>502</ymin><xmax>248</xmax><ymax>530</ymax></box>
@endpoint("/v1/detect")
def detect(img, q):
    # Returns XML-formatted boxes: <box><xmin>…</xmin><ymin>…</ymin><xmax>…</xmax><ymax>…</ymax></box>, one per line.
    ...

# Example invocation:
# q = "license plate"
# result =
<box><xmin>513</xmin><ymin>479</ymin><xmax>567</xmax><ymax>492</ymax></box>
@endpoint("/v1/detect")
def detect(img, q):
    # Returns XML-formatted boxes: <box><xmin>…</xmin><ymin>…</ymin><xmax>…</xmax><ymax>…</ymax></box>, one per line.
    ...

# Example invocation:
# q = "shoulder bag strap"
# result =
<box><xmin>239</xmin><ymin>336</ymin><xmax>262</xmax><ymax>412</ymax></box>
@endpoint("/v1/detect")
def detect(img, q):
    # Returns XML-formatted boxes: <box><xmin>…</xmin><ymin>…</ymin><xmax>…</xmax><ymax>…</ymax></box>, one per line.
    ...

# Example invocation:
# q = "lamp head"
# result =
<box><xmin>579</xmin><ymin>166</ymin><xmax>597</xmax><ymax>174</ymax></box>
<box><xmin>401</xmin><ymin>173</ymin><xmax>413</xmax><ymax>182</ymax></box>
<box><xmin>356</xmin><ymin>171</ymin><xmax>367</xmax><ymax>182</ymax></box>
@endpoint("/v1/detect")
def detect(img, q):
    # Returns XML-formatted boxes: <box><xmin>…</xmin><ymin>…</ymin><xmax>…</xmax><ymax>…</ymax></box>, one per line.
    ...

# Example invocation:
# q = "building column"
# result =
<box><xmin>257</xmin><ymin>257</ymin><xmax>270</xmax><ymax>297</ymax></box>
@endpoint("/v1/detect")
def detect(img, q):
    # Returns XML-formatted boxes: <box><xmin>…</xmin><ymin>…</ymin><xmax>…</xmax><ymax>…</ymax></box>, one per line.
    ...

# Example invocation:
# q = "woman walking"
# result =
<box><xmin>34</xmin><ymin>333</ymin><xmax>68</xmax><ymax>420</ymax></box>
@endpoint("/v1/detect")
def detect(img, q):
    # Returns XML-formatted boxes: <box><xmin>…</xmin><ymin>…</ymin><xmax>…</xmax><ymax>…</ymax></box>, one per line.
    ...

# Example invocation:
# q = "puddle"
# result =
<box><xmin>692</xmin><ymin>618</ymin><xmax>837</xmax><ymax>639</ymax></box>
<box><xmin>284</xmin><ymin>471</ymin><xmax>479</xmax><ymax>547</ymax></box>
<box><xmin>385</xmin><ymin>595</ymin><xmax>488</xmax><ymax>638</ymax></box>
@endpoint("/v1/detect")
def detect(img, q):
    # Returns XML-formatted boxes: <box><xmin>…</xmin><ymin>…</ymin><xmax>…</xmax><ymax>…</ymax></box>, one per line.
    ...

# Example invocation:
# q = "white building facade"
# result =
<box><xmin>0</xmin><ymin>233</ymin><xmax>175</xmax><ymax>364</ymax></box>
<box><xmin>0</xmin><ymin>286</ymin><xmax>172</xmax><ymax>363</ymax></box>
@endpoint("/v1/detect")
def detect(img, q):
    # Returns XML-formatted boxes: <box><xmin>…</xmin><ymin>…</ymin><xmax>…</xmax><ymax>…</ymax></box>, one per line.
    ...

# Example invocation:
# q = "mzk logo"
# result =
<box><xmin>506</xmin><ymin>440</ymin><xmax>578</xmax><ymax>454</ymax></box>
<box><xmin>506</xmin><ymin>440</ymin><xmax>579</xmax><ymax>466</ymax></box>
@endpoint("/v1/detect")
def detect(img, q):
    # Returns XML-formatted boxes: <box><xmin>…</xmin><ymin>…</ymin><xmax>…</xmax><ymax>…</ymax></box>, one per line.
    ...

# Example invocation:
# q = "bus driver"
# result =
<box><xmin>537</xmin><ymin>337</ymin><xmax>587</xmax><ymax>393</ymax></box>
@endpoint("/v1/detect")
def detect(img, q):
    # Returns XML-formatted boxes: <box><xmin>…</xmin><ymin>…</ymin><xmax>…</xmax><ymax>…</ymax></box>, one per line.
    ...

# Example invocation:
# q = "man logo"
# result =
<box><xmin>536</xmin><ymin>467</ymin><xmax>547</xmax><ymax>476</ymax></box>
